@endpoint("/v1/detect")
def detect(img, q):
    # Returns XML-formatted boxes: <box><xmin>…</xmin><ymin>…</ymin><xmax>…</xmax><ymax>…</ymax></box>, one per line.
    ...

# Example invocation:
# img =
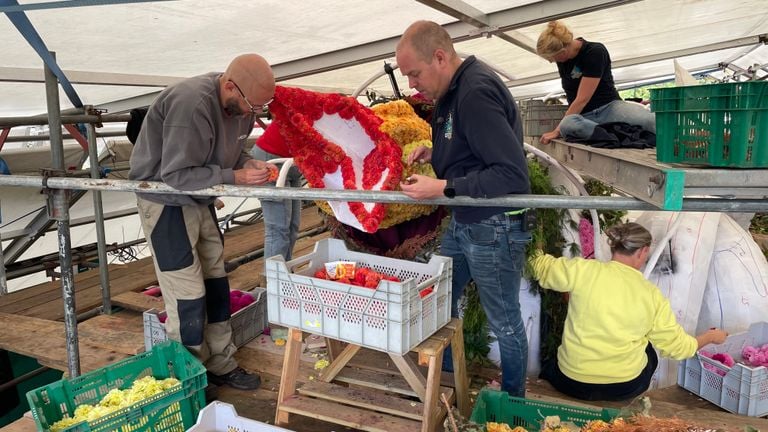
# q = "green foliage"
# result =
<box><xmin>525</xmin><ymin>159</ymin><xmax>573</xmax><ymax>364</ymax></box>
<box><xmin>525</xmin><ymin>159</ymin><xmax>573</xmax><ymax>262</ymax></box>
<box><xmin>751</xmin><ymin>213</ymin><xmax>768</xmax><ymax>261</ymax></box>
<box><xmin>750</xmin><ymin>213</ymin><xmax>768</xmax><ymax>235</ymax></box>
<box><xmin>461</xmin><ymin>281</ymin><xmax>492</xmax><ymax>366</ymax></box>
<box><xmin>618</xmin><ymin>77</ymin><xmax>716</xmax><ymax>101</ymax></box>
<box><xmin>581</xmin><ymin>179</ymin><xmax>627</xmax><ymax>230</ymax></box>
<box><xmin>618</xmin><ymin>82</ymin><xmax>676</xmax><ymax>101</ymax></box>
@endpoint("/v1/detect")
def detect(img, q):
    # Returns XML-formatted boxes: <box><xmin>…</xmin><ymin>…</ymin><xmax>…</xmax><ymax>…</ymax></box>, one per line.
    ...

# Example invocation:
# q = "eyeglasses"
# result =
<box><xmin>229</xmin><ymin>79</ymin><xmax>272</xmax><ymax>114</ymax></box>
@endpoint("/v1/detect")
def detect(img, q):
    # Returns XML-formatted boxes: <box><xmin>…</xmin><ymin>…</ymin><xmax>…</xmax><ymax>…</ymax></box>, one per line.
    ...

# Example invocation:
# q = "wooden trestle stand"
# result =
<box><xmin>274</xmin><ymin>318</ymin><xmax>470</xmax><ymax>432</ymax></box>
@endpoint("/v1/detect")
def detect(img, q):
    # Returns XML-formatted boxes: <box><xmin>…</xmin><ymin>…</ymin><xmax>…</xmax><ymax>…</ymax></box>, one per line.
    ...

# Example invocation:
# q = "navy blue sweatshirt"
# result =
<box><xmin>430</xmin><ymin>56</ymin><xmax>530</xmax><ymax>223</ymax></box>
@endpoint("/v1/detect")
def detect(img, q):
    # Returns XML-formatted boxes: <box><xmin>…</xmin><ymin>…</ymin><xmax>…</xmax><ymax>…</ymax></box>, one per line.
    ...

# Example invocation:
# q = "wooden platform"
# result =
<box><xmin>0</xmin><ymin>206</ymin><xmax>328</xmax><ymax>373</ymax></box>
<box><xmin>529</xmin><ymin>137</ymin><xmax>768</xmax><ymax>210</ymax></box>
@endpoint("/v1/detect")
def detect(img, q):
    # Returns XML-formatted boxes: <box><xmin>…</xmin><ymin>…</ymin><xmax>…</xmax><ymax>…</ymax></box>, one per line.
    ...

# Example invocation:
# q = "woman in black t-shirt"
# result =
<box><xmin>535</xmin><ymin>21</ymin><xmax>655</xmax><ymax>144</ymax></box>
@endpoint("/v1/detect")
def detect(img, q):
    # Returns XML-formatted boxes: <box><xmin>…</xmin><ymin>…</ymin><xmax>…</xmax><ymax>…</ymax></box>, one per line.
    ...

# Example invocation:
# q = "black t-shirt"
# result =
<box><xmin>557</xmin><ymin>38</ymin><xmax>620</xmax><ymax>114</ymax></box>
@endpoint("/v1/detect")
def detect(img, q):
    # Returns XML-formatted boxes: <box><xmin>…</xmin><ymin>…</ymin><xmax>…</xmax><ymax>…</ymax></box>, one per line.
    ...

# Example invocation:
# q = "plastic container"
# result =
<box><xmin>677</xmin><ymin>321</ymin><xmax>768</xmax><ymax>417</ymax></box>
<box><xmin>27</xmin><ymin>340</ymin><xmax>207</xmax><ymax>432</ymax></box>
<box><xmin>144</xmin><ymin>288</ymin><xmax>267</xmax><ymax>351</ymax></box>
<box><xmin>650</xmin><ymin>81</ymin><xmax>768</xmax><ymax>167</ymax></box>
<box><xmin>265</xmin><ymin>238</ymin><xmax>452</xmax><ymax>355</ymax></box>
<box><xmin>521</xmin><ymin>100</ymin><xmax>568</xmax><ymax>136</ymax></box>
<box><xmin>470</xmin><ymin>388</ymin><xmax>618</xmax><ymax>430</ymax></box>
<box><xmin>186</xmin><ymin>401</ymin><xmax>292</xmax><ymax>432</ymax></box>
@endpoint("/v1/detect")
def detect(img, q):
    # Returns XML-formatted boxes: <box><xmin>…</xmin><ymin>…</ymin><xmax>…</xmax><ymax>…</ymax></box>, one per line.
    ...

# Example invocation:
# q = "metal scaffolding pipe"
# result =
<box><xmin>0</xmin><ymin>225</ymin><xmax>6</xmax><ymax>295</ymax></box>
<box><xmin>0</xmin><ymin>174</ymin><xmax>766</xmax><ymax>212</ymax></box>
<box><xmin>0</xmin><ymin>366</ymin><xmax>51</xmax><ymax>394</ymax></box>
<box><xmin>4</xmin><ymin>130</ymin><xmax>125</xmax><ymax>143</ymax></box>
<box><xmin>45</xmin><ymin>53</ymin><xmax>80</xmax><ymax>378</ymax></box>
<box><xmin>0</xmin><ymin>113</ymin><xmax>131</xmax><ymax>128</ymax></box>
<box><xmin>86</xmin><ymin>119</ymin><xmax>111</xmax><ymax>314</ymax></box>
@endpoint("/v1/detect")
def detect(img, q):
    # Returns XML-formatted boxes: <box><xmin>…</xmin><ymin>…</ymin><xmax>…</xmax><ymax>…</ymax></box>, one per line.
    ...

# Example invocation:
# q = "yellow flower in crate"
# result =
<box><xmin>50</xmin><ymin>376</ymin><xmax>182</xmax><ymax>432</ymax></box>
<box><xmin>317</xmin><ymin>100</ymin><xmax>437</xmax><ymax>230</ymax></box>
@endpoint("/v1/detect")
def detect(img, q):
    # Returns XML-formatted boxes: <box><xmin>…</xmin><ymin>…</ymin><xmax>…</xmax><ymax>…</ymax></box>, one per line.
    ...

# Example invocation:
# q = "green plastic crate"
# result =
<box><xmin>650</xmin><ymin>82</ymin><xmax>768</xmax><ymax>167</ymax></box>
<box><xmin>469</xmin><ymin>388</ymin><xmax>619</xmax><ymax>430</ymax></box>
<box><xmin>26</xmin><ymin>341</ymin><xmax>207</xmax><ymax>432</ymax></box>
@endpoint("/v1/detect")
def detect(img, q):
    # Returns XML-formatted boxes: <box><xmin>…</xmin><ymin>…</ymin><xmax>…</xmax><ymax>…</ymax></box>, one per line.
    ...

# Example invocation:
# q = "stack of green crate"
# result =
<box><xmin>650</xmin><ymin>81</ymin><xmax>768</xmax><ymax>167</ymax></box>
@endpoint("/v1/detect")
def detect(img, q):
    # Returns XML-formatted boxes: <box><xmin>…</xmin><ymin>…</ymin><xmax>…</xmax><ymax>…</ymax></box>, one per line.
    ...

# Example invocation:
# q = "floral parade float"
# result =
<box><xmin>257</xmin><ymin>86</ymin><xmax>446</xmax><ymax>258</ymax></box>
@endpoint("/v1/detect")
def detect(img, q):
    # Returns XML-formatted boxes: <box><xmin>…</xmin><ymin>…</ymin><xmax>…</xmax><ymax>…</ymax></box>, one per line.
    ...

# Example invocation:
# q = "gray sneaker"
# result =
<box><xmin>207</xmin><ymin>367</ymin><xmax>262</xmax><ymax>390</ymax></box>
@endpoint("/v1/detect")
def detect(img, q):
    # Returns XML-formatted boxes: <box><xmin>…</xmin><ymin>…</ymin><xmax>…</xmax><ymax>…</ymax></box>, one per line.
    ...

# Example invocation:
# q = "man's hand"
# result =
<box><xmin>236</xmin><ymin>159</ymin><xmax>278</xmax><ymax>185</ymax></box>
<box><xmin>234</xmin><ymin>167</ymin><xmax>271</xmax><ymax>185</ymax></box>
<box><xmin>540</xmin><ymin>129</ymin><xmax>560</xmax><ymax>145</ymax></box>
<box><xmin>400</xmin><ymin>175</ymin><xmax>446</xmax><ymax>200</ymax></box>
<box><xmin>406</xmin><ymin>145</ymin><xmax>433</xmax><ymax>165</ymax></box>
<box><xmin>244</xmin><ymin>159</ymin><xmax>268</xmax><ymax>170</ymax></box>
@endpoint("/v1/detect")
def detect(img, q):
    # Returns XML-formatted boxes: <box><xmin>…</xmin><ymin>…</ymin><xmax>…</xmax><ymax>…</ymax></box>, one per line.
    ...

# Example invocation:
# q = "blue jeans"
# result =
<box><xmin>559</xmin><ymin>100</ymin><xmax>655</xmax><ymax>140</ymax></box>
<box><xmin>441</xmin><ymin>213</ymin><xmax>531</xmax><ymax>397</ymax></box>
<box><xmin>251</xmin><ymin>147</ymin><xmax>303</xmax><ymax>260</ymax></box>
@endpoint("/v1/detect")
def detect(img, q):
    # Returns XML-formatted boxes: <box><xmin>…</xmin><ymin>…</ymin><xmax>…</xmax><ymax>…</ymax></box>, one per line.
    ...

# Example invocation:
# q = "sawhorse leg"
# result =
<box><xmin>275</xmin><ymin>327</ymin><xmax>302</xmax><ymax>426</ymax></box>
<box><xmin>449</xmin><ymin>319</ymin><xmax>470</xmax><ymax>417</ymax></box>
<box><xmin>421</xmin><ymin>347</ymin><xmax>444</xmax><ymax>432</ymax></box>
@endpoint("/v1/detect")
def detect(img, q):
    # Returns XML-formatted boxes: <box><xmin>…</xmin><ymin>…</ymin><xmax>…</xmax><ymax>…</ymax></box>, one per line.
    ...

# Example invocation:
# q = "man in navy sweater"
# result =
<box><xmin>397</xmin><ymin>20</ymin><xmax>531</xmax><ymax>397</ymax></box>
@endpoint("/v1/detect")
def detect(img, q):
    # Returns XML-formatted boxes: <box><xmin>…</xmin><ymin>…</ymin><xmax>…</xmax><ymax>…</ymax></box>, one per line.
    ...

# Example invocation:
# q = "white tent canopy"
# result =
<box><xmin>1</xmin><ymin>0</ymin><xmax>767</xmax><ymax>117</ymax></box>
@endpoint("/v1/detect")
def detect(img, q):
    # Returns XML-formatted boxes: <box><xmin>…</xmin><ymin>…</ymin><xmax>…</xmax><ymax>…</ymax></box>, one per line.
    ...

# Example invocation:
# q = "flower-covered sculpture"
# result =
<box><xmin>258</xmin><ymin>86</ymin><xmax>436</xmax><ymax>233</ymax></box>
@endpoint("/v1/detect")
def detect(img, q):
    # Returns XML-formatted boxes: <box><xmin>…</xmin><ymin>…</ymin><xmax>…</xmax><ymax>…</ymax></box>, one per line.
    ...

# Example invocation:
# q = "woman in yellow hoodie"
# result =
<box><xmin>530</xmin><ymin>222</ymin><xmax>728</xmax><ymax>401</ymax></box>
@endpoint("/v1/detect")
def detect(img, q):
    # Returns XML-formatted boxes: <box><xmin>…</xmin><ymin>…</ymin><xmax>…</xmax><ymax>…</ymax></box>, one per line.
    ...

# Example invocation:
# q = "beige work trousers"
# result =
<box><xmin>137</xmin><ymin>196</ymin><xmax>237</xmax><ymax>376</ymax></box>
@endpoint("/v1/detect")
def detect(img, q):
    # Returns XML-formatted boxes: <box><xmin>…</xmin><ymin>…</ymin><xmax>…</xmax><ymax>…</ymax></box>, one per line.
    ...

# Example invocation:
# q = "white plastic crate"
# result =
<box><xmin>187</xmin><ymin>401</ymin><xmax>293</xmax><ymax>432</ymax></box>
<box><xmin>265</xmin><ymin>238</ymin><xmax>452</xmax><ymax>355</ymax></box>
<box><xmin>677</xmin><ymin>321</ymin><xmax>768</xmax><ymax>417</ymax></box>
<box><xmin>144</xmin><ymin>288</ymin><xmax>267</xmax><ymax>351</ymax></box>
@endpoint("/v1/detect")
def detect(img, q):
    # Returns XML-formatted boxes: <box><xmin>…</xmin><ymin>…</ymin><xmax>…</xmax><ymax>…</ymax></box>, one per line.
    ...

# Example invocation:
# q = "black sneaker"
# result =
<box><xmin>207</xmin><ymin>367</ymin><xmax>262</xmax><ymax>390</ymax></box>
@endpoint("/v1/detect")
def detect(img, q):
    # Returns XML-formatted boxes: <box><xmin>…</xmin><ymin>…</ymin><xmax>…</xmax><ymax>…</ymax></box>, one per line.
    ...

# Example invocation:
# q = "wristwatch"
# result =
<box><xmin>443</xmin><ymin>178</ymin><xmax>456</xmax><ymax>198</ymax></box>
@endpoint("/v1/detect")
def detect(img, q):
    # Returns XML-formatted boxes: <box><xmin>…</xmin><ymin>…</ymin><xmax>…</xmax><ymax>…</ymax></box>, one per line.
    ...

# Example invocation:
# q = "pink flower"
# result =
<box><xmin>712</xmin><ymin>353</ymin><xmax>735</xmax><ymax>367</ymax></box>
<box><xmin>741</xmin><ymin>345</ymin><xmax>768</xmax><ymax>368</ymax></box>
<box><xmin>578</xmin><ymin>218</ymin><xmax>594</xmax><ymax>258</ymax></box>
<box><xmin>699</xmin><ymin>350</ymin><xmax>728</xmax><ymax>376</ymax></box>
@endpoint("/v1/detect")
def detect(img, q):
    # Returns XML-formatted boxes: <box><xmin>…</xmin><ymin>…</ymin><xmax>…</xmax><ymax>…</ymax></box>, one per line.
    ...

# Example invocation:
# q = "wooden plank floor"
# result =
<box><xmin>6</xmin><ymin>329</ymin><xmax>767</xmax><ymax>432</ymax></box>
<box><xmin>0</xmin><ymin>206</ymin><xmax>327</xmax><ymax>374</ymax></box>
<box><xmin>0</xmin><ymin>206</ymin><xmax>326</xmax><ymax>320</ymax></box>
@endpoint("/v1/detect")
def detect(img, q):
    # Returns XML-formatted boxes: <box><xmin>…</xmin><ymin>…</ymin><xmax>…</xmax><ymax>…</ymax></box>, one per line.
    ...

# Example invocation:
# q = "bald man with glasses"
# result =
<box><xmin>129</xmin><ymin>53</ymin><xmax>275</xmax><ymax>392</ymax></box>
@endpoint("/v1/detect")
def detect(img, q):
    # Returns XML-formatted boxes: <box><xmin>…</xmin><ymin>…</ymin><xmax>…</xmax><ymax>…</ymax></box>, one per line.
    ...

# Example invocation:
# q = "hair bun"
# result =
<box><xmin>605</xmin><ymin>226</ymin><xmax>625</xmax><ymax>247</ymax></box>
